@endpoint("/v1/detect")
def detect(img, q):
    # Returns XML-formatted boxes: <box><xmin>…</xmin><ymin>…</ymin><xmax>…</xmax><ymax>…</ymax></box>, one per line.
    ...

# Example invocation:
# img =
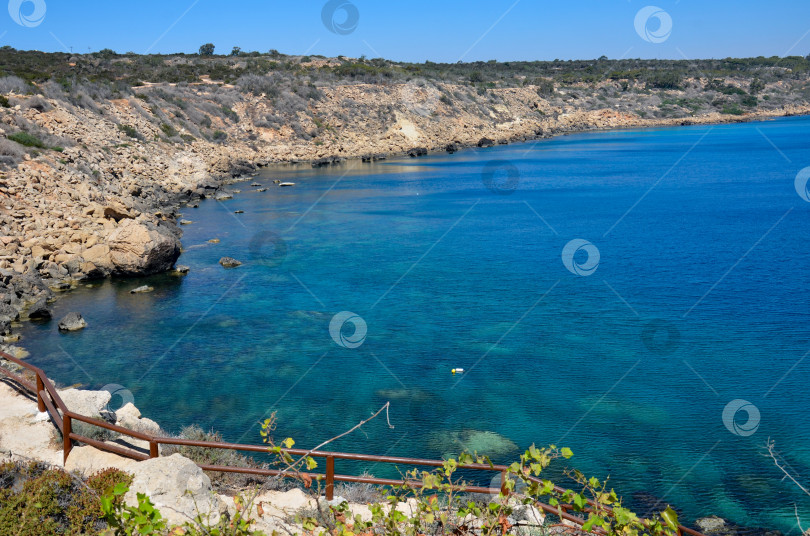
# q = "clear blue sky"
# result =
<box><xmin>2</xmin><ymin>0</ymin><xmax>810</xmax><ymax>62</ymax></box>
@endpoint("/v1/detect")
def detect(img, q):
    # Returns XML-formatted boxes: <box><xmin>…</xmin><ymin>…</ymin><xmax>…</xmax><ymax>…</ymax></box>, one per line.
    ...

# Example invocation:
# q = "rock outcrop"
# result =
<box><xmin>57</xmin><ymin>312</ymin><xmax>87</xmax><ymax>331</ymax></box>
<box><xmin>124</xmin><ymin>454</ymin><xmax>226</xmax><ymax>527</ymax></box>
<box><xmin>107</xmin><ymin>220</ymin><xmax>181</xmax><ymax>276</ymax></box>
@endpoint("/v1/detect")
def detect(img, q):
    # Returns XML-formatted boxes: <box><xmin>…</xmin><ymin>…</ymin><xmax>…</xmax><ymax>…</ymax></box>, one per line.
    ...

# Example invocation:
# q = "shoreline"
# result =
<box><xmin>2</xmin><ymin>107</ymin><xmax>808</xmax><ymax>347</ymax></box>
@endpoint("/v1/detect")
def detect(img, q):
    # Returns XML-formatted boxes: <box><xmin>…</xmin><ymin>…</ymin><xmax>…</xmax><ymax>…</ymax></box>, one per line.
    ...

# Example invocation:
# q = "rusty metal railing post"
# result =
<box><xmin>325</xmin><ymin>456</ymin><xmax>335</xmax><ymax>501</ymax></box>
<box><xmin>63</xmin><ymin>414</ymin><xmax>72</xmax><ymax>465</ymax></box>
<box><xmin>36</xmin><ymin>373</ymin><xmax>45</xmax><ymax>413</ymax></box>
<box><xmin>149</xmin><ymin>441</ymin><xmax>159</xmax><ymax>458</ymax></box>
<box><xmin>500</xmin><ymin>470</ymin><xmax>508</xmax><ymax>496</ymax></box>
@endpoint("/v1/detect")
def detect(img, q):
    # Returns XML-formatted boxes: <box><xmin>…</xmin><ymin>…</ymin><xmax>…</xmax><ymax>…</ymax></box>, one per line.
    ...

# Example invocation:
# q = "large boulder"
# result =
<box><xmin>124</xmin><ymin>454</ymin><xmax>225</xmax><ymax>528</ymax></box>
<box><xmin>82</xmin><ymin>245</ymin><xmax>114</xmax><ymax>274</ymax></box>
<box><xmin>59</xmin><ymin>388</ymin><xmax>112</xmax><ymax>418</ymax></box>
<box><xmin>107</xmin><ymin>220</ymin><xmax>181</xmax><ymax>276</ymax></box>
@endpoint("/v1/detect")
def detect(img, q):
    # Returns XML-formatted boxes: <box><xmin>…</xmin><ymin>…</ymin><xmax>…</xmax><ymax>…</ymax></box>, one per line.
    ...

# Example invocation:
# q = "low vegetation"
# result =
<box><xmin>0</xmin><ymin>461</ymin><xmax>131</xmax><ymax>536</ymax></box>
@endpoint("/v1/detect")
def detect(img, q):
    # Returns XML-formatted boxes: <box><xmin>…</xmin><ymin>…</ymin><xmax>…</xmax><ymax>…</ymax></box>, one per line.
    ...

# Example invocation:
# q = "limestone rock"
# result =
<box><xmin>59</xmin><ymin>388</ymin><xmax>112</xmax><ymax>418</ymax></box>
<box><xmin>107</xmin><ymin>220</ymin><xmax>181</xmax><ymax>276</ymax></box>
<box><xmin>57</xmin><ymin>312</ymin><xmax>87</xmax><ymax>331</ymax></box>
<box><xmin>124</xmin><ymin>454</ymin><xmax>225</xmax><ymax>528</ymax></box>
<box><xmin>115</xmin><ymin>402</ymin><xmax>161</xmax><ymax>435</ymax></box>
<box><xmin>65</xmin><ymin>445</ymin><xmax>137</xmax><ymax>477</ymax></box>
<box><xmin>83</xmin><ymin>245</ymin><xmax>114</xmax><ymax>273</ymax></box>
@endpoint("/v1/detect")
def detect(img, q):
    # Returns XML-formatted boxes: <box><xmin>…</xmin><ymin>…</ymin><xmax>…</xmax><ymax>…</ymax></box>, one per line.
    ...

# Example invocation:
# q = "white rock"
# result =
<box><xmin>59</xmin><ymin>388</ymin><xmax>112</xmax><ymax>418</ymax></box>
<box><xmin>116</xmin><ymin>402</ymin><xmax>161</xmax><ymax>435</ymax></box>
<box><xmin>124</xmin><ymin>454</ymin><xmax>225</xmax><ymax>528</ymax></box>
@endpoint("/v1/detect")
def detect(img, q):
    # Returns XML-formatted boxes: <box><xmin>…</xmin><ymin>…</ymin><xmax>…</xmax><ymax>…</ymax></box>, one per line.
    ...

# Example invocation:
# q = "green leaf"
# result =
<box><xmin>661</xmin><ymin>506</ymin><xmax>679</xmax><ymax>530</ymax></box>
<box><xmin>561</xmin><ymin>447</ymin><xmax>573</xmax><ymax>458</ymax></box>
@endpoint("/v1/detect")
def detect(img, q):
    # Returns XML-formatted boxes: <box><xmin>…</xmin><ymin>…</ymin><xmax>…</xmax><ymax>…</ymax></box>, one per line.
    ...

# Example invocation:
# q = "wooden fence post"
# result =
<box><xmin>326</xmin><ymin>456</ymin><xmax>335</xmax><ymax>501</ymax></box>
<box><xmin>36</xmin><ymin>374</ymin><xmax>45</xmax><ymax>413</ymax></box>
<box><xmin>63</xmin><ymin>414</ymin><xmax>72</xmax><ymax>465</ymax></box>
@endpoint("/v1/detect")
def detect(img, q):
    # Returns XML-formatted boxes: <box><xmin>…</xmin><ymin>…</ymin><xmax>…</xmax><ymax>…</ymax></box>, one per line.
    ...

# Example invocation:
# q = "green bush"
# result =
<box><xmin>117</xmin><ymin>124</ymin><xmax>139</xmax><ymax>139</ymax></box>
<box><xmin>212</xmin><ymin>129</ymin><xmax>227</xmax><ymax>141</ymax></box>
<box><xmin>160</xmin><ymin>122</ymin><xmax>178</xmax><ymax>137</ymax></box>
<box><xmin>741</xmin><ymin>94</ymin><xmax>758</xmax><ymax>107</ymax></box>
<box><xmin>7</xmin><ymin>132</ymin><xmax>45</xmax><ymax>148</ymax></box>
<box><xmin>722</xmin><ymin>105</ymin><xmax>745</xmax><ymax>115</ymax></box>
<box><xmin>0</xmin><ymin>461</ymin><xmax>131</xmax><ymax>536</ymax></box>
<box><xmin>0</xmin><ymin>95</ymin><xmax>8</xmax><ymax>108</ymax></box>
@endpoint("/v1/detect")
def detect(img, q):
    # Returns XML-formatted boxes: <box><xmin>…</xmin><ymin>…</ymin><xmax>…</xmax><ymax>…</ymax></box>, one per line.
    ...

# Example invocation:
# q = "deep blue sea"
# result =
<box><xmin>18</xmin><ymin>116</ymin><xmax>810</xmax><ymax>531</ymax></box>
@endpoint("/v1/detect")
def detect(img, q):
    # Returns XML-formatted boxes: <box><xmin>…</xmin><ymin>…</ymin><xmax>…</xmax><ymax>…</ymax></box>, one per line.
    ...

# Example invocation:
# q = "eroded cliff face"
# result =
<box><xmin>0</xmin><ymin>78</ymin><xmax>808</xmax><ymax>331</ymax></box>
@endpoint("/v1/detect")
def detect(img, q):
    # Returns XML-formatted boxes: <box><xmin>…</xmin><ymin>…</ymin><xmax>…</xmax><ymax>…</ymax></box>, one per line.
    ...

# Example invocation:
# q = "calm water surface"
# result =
<box><xmin>18</xmin><ymin>116</ymin><xmax>810</xmax><ymax>531</ymax></box>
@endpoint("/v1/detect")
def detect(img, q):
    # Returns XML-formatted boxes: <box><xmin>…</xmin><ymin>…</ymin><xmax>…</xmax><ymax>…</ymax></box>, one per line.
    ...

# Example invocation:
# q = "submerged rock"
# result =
<box><xmin>407</xmin><ymin>147</ymin><xmax>428</xmax><ymax>157</ymax></box>
<box><xmin>428</xmin><ymin>429</ymin><xmax>518</xmax><ymax>458</ymax></box>
<box><xmin>58</xmin><ymin>312</ymin><xmax>87</xmax><ymax>331</ymax></box>
<box><xmin>130</xmin><ymin>285</ymin><xmax>154</xmax><ymax>294</ymax></box>
<box><xmin>219</xmin><ymin>257</ymin><xmax>242</xmax><ymax>268</ymax></box>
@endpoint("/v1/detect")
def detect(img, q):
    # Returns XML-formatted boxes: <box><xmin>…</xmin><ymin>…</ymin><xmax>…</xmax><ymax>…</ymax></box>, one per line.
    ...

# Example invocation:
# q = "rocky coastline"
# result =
<box><xmin>2</xmin><ymin>81</ymin><xmax>808</xmax><ymax>347</ymax></box>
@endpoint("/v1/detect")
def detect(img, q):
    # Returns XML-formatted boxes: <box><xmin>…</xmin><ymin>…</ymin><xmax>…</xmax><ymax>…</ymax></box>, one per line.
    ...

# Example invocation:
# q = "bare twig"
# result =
<box><xmin>764</xmin><ymin>438</ymin><xmax>810</xmax><ymax>496</ymax></box>
<box><xmin>276</xmin><ymin>402</ymin><xmax>393</xmax><ymax>481</ymax></box>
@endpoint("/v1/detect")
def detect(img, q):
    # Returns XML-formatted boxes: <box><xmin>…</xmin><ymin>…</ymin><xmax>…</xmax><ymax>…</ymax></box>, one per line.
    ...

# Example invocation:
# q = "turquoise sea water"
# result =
<box><xmin>18</xmin><ymin>116</ymin><xmax>810</xmax><ymax>531</ymax></box>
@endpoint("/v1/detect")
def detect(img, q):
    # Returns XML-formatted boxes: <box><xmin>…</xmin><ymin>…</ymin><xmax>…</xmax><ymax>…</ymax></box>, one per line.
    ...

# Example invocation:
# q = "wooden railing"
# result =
<box><xmin>0</xmin><ymin>351</ymin><xmax>704</xmax><ymax>536</ymax></box>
